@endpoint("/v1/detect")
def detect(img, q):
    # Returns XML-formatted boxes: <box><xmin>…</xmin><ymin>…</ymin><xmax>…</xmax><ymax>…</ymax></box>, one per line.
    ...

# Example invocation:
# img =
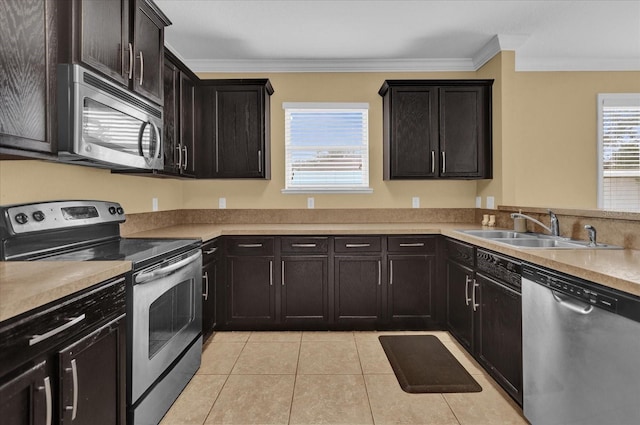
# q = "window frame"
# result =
<box><xmin>597</xmin><ymin>93</ymin><xmax>640</xmax><ymax>212</ymax></box>
<box><xmin>281</xmin><ymin>102</ymin><xmax>372</xmax><ymax>194</ymax></box>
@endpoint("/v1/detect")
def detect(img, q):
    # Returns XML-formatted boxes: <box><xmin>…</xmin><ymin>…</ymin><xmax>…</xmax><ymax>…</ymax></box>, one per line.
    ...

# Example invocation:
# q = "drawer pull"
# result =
<box><xmin>29</xmin><ymin>314</ymin><xmax>86</xmax><ymax>346</ymax></box>
<box><xmin>291</xmin><ymin>243</ymin><xmax>317</xmax><ymax>248</ymax></box>
<box><xmin>238</xmin><ymin>243</ymin><xmax>263</xmax><ymax>248</ymax></box>
<box><xmin>399</xmin><ymin>242</ymin><xmax>425</xmax><ymax>247</ymax></box>
<box><xmin>64</xmin><ymin>359</ymin><xmax>78</xmax><ymax>420</ymax></box>
<box><xmin>203</xmin><ymin>272</ymin><xmax>209</xmax><ymax>301</ymax></box>
<box><xmin>204</xmin><ymin>247</ymin><xmax>218</xmax><ymax>255</ymax></box>
<box><xmin>346</xmin><ymin>243</ymin><xmax>371</xmax><ymax>248</ymax></box>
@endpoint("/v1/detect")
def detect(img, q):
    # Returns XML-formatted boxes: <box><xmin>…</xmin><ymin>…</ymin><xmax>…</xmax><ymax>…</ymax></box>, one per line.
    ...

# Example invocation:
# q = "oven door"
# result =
<box><xmin>130</xmin><ymin>249</ymin><xmax>202</xmax><ymax>403</ymax></box>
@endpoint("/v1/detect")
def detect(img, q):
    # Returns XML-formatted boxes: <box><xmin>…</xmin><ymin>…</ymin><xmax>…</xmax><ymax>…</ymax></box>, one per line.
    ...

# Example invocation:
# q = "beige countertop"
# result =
<box><xmin>128</xmin><ymin>223</ymin><xmax>640</xmax><ymax>297</ymax></box>
<box><xmin>0</xmin><ymin>261</ymin><xmax>131</xmax><ymax>322</ymax></box>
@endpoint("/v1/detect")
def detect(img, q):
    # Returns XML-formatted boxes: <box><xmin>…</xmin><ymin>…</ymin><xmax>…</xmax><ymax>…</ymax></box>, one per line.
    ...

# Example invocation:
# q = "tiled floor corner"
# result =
<box><xmin>160</xmin><ymin>331</ymin><xmax>529</xmax><ymax>425</ymax></box>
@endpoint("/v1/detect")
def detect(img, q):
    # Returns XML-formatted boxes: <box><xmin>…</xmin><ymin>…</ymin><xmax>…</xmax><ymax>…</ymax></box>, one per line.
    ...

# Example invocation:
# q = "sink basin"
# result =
<box><xmin>459</xmin><ymin>229</ymin><xmax>622</xmax><ymax>250</ymax></box>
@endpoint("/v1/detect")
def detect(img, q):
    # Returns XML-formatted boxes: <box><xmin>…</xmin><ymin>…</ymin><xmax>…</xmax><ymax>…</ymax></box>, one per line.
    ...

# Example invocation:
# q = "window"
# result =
<box><xmin>597</xmin><ymin>94</ymin><xmax>640</xmax><ymax>212</ymax></box>
<box><xmin>282</xmin><ymin>102</ymin><xmax>371</xmax><ymax>193</ymax></box>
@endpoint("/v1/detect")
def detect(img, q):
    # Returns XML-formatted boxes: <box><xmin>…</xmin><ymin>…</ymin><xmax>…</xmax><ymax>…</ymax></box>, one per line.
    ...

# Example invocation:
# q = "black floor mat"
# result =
<box><xmin>379</xmin><ymin>335</ymin><xmax>482</xmax><ymax>394</ymax></box>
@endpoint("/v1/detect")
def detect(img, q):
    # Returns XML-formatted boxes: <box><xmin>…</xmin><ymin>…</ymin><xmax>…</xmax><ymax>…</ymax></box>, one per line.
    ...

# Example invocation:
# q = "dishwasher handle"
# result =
<box><xmin>552</xmin><ymin>290</ymin><xmax>594</xmax><ymax>315</ymax></box>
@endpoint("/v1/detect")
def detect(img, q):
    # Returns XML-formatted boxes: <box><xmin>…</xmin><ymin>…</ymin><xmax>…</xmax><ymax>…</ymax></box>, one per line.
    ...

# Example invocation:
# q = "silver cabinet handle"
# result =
<box><xmin>441</xmin><ymin>151</ymin><xmax>446</xmax><ymax>174</ymax></box>
<box><xmin>269</xmin><ymin>260</ymin><xmax>273</xmax><ymax>286</ymax></box>
<box><xmin>41</xmin><ymin>376</ymin><xmax>52</xmax><ymax>425</ymax></box>
<box><xmin>399</xmin><ymin>243</ymin><xmax>425</xmax><ymax>247</ymax></box>
<box><xmin>64</xmin><ymin>359</ymin><xmax>78</xmax><ymax>420</ymax></box>
<box><xmin>204</xmin><ymin>247</ymin><xmax>218</xmax><ymax>255</ymax></box>
<box><xmin>465</xmin><ymin>275</ymin><xmax>471</xmax><ymax>306</ymax></box>
<box><xmin>238</xmin><ymin>243</ymin><xmax>263</xmax><ymax>248</ymax></box>
<box><xmin>378</xmin><ymin>260</ymin><xmax>381</xmax><ymax>286</ymax></box>
<box><xmin>127</xmin><ymin>43</ymin><xmax>133</xmax><ymax>79</ymax></box>
<box><xmin>472</xmin><ymin>279</ymin><xmax>479</xmax><ymax>311</ymax></box>
<box><xmin>202</xmin><ymin>272</ymin><xmax>209</xmax><ymax>301</ymax></box>
<box><xmin>183</xmin><ymin>145</ymin><xmax>188</xmax><ymax>170</ymax></box>
<box><xmin>431</xmin><ymin>151</ymin><xmax>435</xmax><ymax>174</ymax></box>
<box><xmin>389</xmin><ymin>260</ymin><xmax>393</xmax><ymax>285</ymax></box>
<box><xmin>258</xmin><ymin>150</ymin><xmax>262</xmax><ymax>173</ymax></box>
<box><xmin>138</xmin><ymin>50</ymin><xmax>144</xmax><ymax>86</ymax></box>
<box><xmin>176</xmin><ymin>145</ymin><xmax>182</xmax><ymax>169</ymax></box>
<box><xmin>30</xmin><ymin>314</ymin><xmax>86</xmax><ymax>346</ymax></box>
<box><xmin>291</xmin><ymin>243</ymin><xmax>317</xmax><ymax>248</ymax></box>
<box><xmin>346</xmin><ymin>243</ymin><xmax>370</xmax><ymax>248</ymax></box>
<box><xmin>281</xmin><ymin>261</ymin><xmax>285</xmax><ymax>286</ymax></box>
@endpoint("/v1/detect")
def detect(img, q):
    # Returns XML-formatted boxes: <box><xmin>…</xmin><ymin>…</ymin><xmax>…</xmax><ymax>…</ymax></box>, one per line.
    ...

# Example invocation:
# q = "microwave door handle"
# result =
<box><xmin>152</xmin><ymin>122</ymin><xmax>162</xmax><ymax>159</ymax></box>
<box><xmin>138</xmin><ymin>121</ymin><xmax>150</xmax><ymax>158</ymax></box>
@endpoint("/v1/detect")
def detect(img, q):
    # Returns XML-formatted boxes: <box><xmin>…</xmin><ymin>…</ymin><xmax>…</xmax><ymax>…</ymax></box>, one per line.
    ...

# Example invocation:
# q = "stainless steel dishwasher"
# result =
<box><xmin>522</xmin><ymin>264</ymin><xmax>640</xmax><ymax>425</ymax></box>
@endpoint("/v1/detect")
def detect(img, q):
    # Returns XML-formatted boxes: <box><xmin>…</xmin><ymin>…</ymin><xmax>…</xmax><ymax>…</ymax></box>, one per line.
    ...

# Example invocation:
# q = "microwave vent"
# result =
<box><xmin>83</xmin><ymin>73</ymin><xmax>162</xmax><ymax>119</ymax></box>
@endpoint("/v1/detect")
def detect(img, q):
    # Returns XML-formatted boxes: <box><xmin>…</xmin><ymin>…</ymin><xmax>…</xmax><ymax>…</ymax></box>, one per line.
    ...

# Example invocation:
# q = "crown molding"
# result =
<box><xmin>472</xmin><ymin>34</ymin><xmax>529</xmax><ymax>69</ymax></box>
<box><xmin>516</xmin><ymin>56</ymin><xmax>640</xmax><ymax>71</ymax></box>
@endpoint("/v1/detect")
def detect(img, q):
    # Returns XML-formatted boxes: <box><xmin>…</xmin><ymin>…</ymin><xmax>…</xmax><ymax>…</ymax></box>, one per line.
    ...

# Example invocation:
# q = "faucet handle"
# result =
<box><xmin>584</xmin><ymin>225</ymin><xmax>597</xmax><ymax>247</ymax></box>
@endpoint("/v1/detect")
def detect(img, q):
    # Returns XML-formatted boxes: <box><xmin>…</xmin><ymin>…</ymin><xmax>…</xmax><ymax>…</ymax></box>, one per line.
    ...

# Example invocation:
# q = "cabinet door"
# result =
<box><xmin>387</xmin><ymin>87</ymin><xmax>438</xmax><ymax>178</ymax></box>
<box><xmin>0</xmin><ymin>0</ymin><xmax>57</xmax><ymax>154</ymax></box>
<box><xmin>388</xmin><ymin>255</ymin><xmax>434</xmax><ymax>324</ymax></box>
<box><xmin>202</xmin><ymin>256</ymin><xmax>219</xmax><ymax>341</ymax></box>
<box><xmin>334</xmin><ymin>256</ymin><xmax>383</xmax><ymax>324</ymax></box>
<box><xmin>476</xmin><ymin>273</ymin><xmax>523</xmax><ymax>404</ymax></box>
<box><xmin>163</xmin><ymin>59</ymin><xmax>180</xmax><ymax>173</ymax></box>
<box><xmin>78</xmin><ymin>0</ymin><xmax>128</xmax><ymax>85</ymax></box>
<box><xmin>0</xmin><ymin>361</ymin><xmax>51</xmax><ymax>425</ymax></box>
<box><xmin>58</xmin><ymin>315</ymin><xmax>126</xmax><ymax>425</ymax></box>
<box><xmin>446</xmin><ymin>260</ymin><xmax>475</xmax><ymax>351</ymax></box>
<box><xmin>132</xmin><ymin>0</ymin><xmax>164</xmax><ymax>104</ymax></box>
<box><xmin>439</xmin><ymin>86</ymin><xmax>490</xmax><ymax>178</ymax></box>
<box><xmin>180</xmin><ymin>72</ymin><xmax>196</xmax><ymax>175</ymax></box>
<box><xmin>281</xmin><ymin>256</ymin><xmax>329</xmax><ymax>325</ymax></box>
<box><xmin>227</xmin><ymin>256</ymin><xmax>276</xmax><ymax>325</ymax></box>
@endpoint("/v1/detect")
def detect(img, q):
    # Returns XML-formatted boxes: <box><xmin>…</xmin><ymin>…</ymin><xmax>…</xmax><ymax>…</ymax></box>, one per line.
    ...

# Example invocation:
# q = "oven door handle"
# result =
<box><xmin>135</xmin><ymin>251</ymin><xmax>201</xmax><ymax>284</ymax></box>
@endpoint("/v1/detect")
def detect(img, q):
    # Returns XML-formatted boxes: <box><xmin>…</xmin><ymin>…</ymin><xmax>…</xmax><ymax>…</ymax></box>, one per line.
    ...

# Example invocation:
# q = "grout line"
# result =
<box><xmin>441</xmin><ymin>393</ymin><xmax>463</xmax><ymax>425</ymax></box>
<box><xmin>354</xmin><ymin>331</ymin><xmax>377</xmax><ymax>424</ymax></box>
<box><xmin>287</xmin><ymin>334</ymin><xmax>303</xmax><ymax>425</ymax></box>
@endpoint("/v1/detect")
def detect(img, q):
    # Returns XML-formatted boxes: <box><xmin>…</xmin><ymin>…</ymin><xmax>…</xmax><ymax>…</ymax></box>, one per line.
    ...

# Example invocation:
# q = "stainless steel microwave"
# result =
<box><xmin>57</xmin><ymin>64</ymin><xmax>163</xmax><ymax>170</ymax></box>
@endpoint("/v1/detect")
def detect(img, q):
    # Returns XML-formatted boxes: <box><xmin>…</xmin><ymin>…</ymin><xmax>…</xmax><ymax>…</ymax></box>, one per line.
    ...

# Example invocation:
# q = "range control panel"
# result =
<box><xmin>524</xmin><ymin>266</ymin><xmax>618</xmax><ymax>313</ymax></box>
<box><xmin>2</xmin><ymin>200</ymin><xmax>125</xmax><ymax>234</ymax></box>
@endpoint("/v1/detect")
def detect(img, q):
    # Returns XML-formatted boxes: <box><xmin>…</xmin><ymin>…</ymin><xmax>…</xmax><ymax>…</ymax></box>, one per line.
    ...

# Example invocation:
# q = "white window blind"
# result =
<box><xmin>283</xmin><ymin>102</ymin><xmax>371</xmax><ymax>193</ymax></box>
<box><xmin>597</xmin><ymin>94</ymin><xmax>640</xmax><ymax>212</ymax></box>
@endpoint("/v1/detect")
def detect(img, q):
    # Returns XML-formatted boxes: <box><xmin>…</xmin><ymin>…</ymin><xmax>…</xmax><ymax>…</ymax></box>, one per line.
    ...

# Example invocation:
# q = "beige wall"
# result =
<box><xmin>1</xmin><ymin>54</ymin><xmax>639</xmax><ymax>213</ymax></box>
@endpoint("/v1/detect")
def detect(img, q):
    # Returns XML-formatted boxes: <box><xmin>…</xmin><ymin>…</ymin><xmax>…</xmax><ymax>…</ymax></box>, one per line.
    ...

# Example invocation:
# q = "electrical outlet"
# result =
<box><xmin>475</xmin><ymin>196</ymin><xmax>482</xmax><ymax>208</ymax></box>
<box><xmin>412</xmin><ymin>197</ymin><xmax>420</xmax><ymax>208</ymax></box>
<box><xmin>219</xmin><ymin>197</ymin><xmax>226</xmax><ymax>209</ymax></box>
<box><xmin>307</xmin><ymin>197</ymin><xmax>315</xmax><ymax>209</ymax></box>
<box><xmin>486</xmin><ymin>196</ymin><xmax>495</xmax><ymax>209</ymax></box>
<box><xmin>152</xmin><ymin>198</ymin><xmax>158</xmax><ymax>211</ymax></box>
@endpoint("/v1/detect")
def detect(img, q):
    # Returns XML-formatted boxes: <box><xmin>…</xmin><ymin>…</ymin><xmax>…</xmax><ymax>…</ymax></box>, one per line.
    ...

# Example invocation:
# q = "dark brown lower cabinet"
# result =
<box><xmin>281</xmin><ymin>256</ymin><xmax>329</xmax><ymax>326</ymax></box>
<box><xmin>334</xmin><ymin>256</ymin><xmax>383</xmax><ymax>326</ymax></box>
<box><xmin>445</xmin><ymin>258</ymin><xmax>475</xmax><ymax>352</ymax></box>
<box><xmin>387</xmin><ymin>254</ymin><xmax>434</xmax><ymax>326</ymax></box>
<box><xmin>226</xmin><ymin>256</ymin><xmax>276</xmax><ymax>326</ymax></box>
<box><xmin>0</xmin><ymin>361</ymin><xmax>51</xmax><ymax>425</ymax></box>
<box><xmin>475</xmin><ymin>272</ymin><xmax>523</xmax><ymax>405</ymax></box>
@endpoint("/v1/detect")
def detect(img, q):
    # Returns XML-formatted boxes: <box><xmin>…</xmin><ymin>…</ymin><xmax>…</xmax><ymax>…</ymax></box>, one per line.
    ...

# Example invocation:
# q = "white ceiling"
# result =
<box><xmin>155</xmin><ymin>0</ymin><xmax>640</xmax><ymax>72</ymax></box>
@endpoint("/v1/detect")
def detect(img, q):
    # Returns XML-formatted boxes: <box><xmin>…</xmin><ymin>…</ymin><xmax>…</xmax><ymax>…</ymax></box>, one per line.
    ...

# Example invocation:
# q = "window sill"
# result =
<box><xmin>281</xmin><ymin>188</ymin><xmax>374</xmax><ymax>194</ymax></box>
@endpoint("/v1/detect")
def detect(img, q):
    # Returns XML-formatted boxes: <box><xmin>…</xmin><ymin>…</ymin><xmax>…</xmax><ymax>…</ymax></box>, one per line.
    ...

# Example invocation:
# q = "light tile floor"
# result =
<box><xmin>160</xmin><ymin>331</ymin><xmax>529</xmax><ymax>425</ymax></box>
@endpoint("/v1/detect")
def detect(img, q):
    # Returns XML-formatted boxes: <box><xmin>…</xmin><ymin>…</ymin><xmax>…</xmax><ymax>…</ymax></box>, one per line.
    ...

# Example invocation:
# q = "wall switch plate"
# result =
<box><xmin>486</xmin><ymin>196</ymin><xmax>495</xmax><ymax>209</ymax></box>
<box><xmin>219</xmin><ymin>197</ymin><xmax>226</xmax><ymax>209</ymax></box>
<box><xmin>307</xmin><ymin>197</ymin><xmax>315</xmax><ymax>209</ymax></box>
<box><xmin>412</xmin><ymin>197</ymin><xmax>420</xmax><ymax>208</ymax></box>
<box><xmin>152</xmin><ymin>197</ymin><xmax>158</xmax><ymax>211</ymax></box>
<box><xmin>475</xmin><ymin>196</ymin><xmax>482</xmax><ymax>208</ymax></box>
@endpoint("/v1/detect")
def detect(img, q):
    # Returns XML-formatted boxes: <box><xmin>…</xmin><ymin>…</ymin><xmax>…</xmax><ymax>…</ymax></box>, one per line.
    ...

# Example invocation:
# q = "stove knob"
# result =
<box><xmin>15</xmin><ymin>213</ymin><xmax>28</xmax><ymax>224</ymax></box>
<box><xmin>108</xmin><ymin>206</ymin><xmax>117</xmax><ymax>215</ymax></box>
<box><xmin>116</xmin><ymin>207</ymin><xmax>124</xmax><ymax>215</ymax></box>
<box><xmin>32</xmin><ymin>211</ymin><xmax>45</xmax><ymax>222</ymax></box>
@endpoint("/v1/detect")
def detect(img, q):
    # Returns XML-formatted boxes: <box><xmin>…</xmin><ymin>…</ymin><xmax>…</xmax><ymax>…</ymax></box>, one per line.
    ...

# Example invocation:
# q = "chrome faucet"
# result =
<box><xmin>584</xmin><ymin>225</ymin><xmax>597</xmax><ymax>247</ymax></box>
<box><xmin>510</xmin><ymin>209</ymin><xmax>561</xmax><ymax>237</ymax></box>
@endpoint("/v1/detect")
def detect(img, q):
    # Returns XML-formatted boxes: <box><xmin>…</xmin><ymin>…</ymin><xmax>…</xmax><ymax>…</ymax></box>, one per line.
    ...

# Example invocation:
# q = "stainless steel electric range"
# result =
<box><xmin>0</xmin><ymin>200</ymin><xmax>202</xmax><ymax>425</ymax></box>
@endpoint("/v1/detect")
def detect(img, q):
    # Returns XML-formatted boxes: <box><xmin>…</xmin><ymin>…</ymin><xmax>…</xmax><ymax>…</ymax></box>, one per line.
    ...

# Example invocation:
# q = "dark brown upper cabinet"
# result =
<box><xmin>199</xmin><ymin>80</ymin><xmax>274</xmax><ymax>179</ymax></box>
<box><xmin>0</xmin><ymin>0</ymin><xmax>58</xmax><ymax>156</ymax></box>
<box><xmin>379</xmin><ymin>80</ymin><xmax>493</xmax><ymax>180</ymax></box>
<box><xmin>58</xmin><ymin>0</ymin><xmax>170</xmax><ymax>105</ymax></box>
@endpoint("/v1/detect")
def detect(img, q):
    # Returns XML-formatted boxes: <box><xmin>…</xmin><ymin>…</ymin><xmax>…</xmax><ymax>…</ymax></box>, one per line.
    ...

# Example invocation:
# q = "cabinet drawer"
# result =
<box><xmin>202</xmin><ymin>238</ymin><xmax>221</xmax><ymax>264</ymax></box>
<box><xmin>226</xmin><ymin>237</ymin><xmax>274</xmax><ymax>256</ymax></box>
<box><xmin>280</xmin><ymin>237</ymin><xmax>328</xmax><ymax>254</ymax></box>
<box><xmin>446</xmin><ymin>238</ymin><xmax>475</xmax><ymax>267</ymax></box>
<box><xmin>335</xmin><ymin>237</ymin><xmax>382</xmax><ymax>253</ymax></box>
<box><xmin>387</xmin><ymin>236</ymin><xmax>435</xmax><ymax>253</ymax></box>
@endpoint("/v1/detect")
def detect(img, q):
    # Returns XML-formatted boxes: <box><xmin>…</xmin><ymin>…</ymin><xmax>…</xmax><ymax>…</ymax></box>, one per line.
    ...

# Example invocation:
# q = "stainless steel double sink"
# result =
<box><xmin>459</xmin><ymin>229</ymin><xmax>622</xmax><ymax>249</ymax></box>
